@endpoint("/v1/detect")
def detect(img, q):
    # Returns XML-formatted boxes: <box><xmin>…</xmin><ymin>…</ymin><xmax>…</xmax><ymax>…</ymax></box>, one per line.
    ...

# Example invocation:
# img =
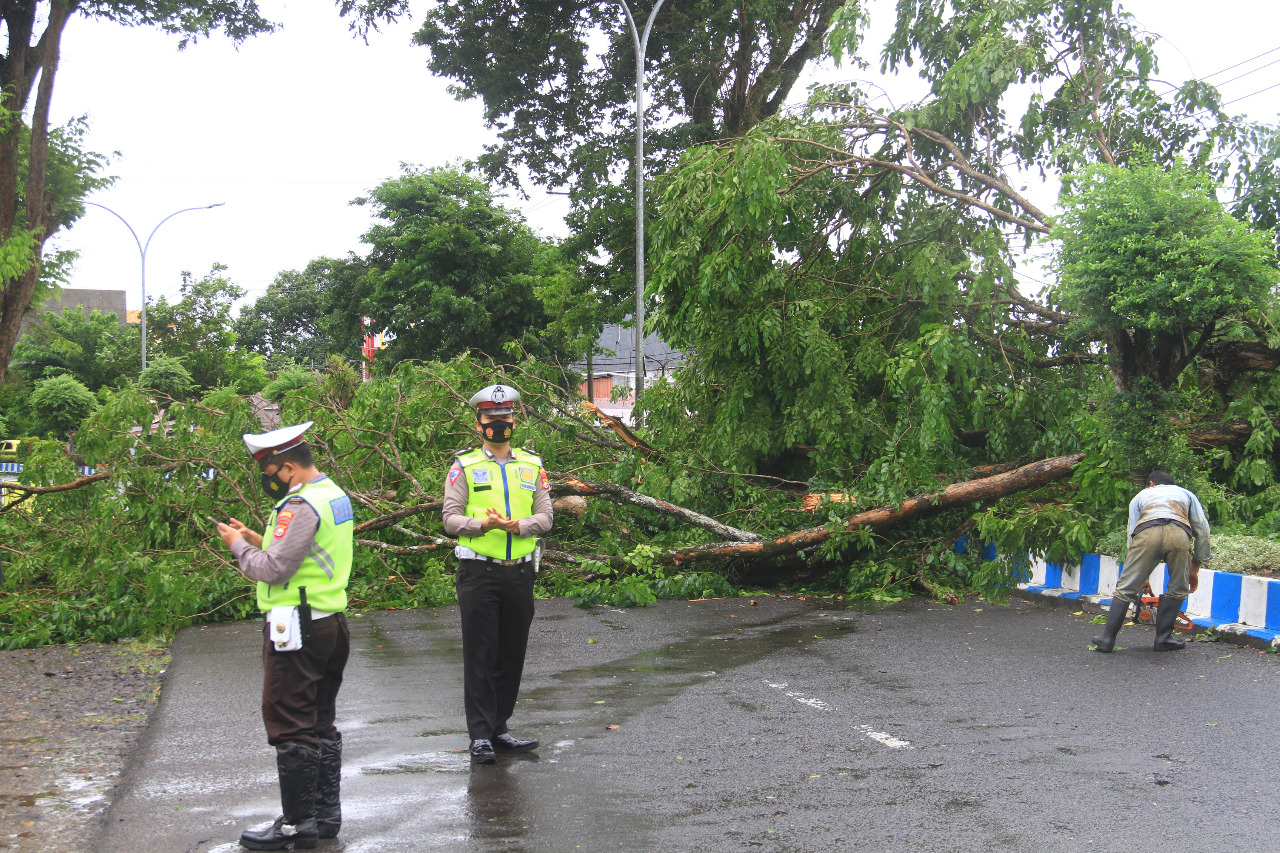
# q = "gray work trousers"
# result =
<box><xmin>1112</xmin><ymin>524</ymin><xmax>1193</xmax><ymax>605</ymax></box>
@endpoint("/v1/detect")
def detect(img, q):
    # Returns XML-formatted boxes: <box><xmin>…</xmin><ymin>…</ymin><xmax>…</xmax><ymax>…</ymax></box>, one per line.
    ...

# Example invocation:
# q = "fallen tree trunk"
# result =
<box><xmin>653</xmin><ymin>453</ymin><xmax>1085</xmax><ymax>567</ymax></box>
<box><xmin>548</xmin><ymin>472</ymin><xmax>764</xmax><ymax>543</ymax></box>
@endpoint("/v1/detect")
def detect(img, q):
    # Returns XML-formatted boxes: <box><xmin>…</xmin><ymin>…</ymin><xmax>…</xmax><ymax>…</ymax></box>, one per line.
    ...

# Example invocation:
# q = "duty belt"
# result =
<box><xmin>468</xmin><ymin>554</ymin><xmax>534</xmax><ymax>567</ymax></box>
<box><xmin>1132</xmin><ymin>517</ymin><xmax>1195</xmax><ymax>539</ymax></box>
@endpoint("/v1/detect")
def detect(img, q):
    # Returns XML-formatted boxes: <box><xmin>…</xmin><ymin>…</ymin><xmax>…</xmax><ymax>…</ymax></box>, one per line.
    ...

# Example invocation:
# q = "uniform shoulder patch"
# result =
<box><xmin>329</xmin><ymin>495</ymin><xmax>354</xmax><ymax>526</ymax></box>
<box><xmin>540</xmin><ymin>469</ymin><xmax>550</xmax><ymax>491</ymax></box>
<box><xmin>448</xmin><ymin>466</ymin><xmax>462</xmax><ymax>486</ymax></box>
<box><xmin>273</xmin><ymin>510</ymin><xmax>296</xmax><ymax>540</ymax></box>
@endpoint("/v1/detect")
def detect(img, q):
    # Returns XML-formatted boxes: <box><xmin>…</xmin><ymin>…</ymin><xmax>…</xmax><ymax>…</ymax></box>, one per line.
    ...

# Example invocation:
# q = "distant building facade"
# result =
<box><xmin>570</xmin><ymin>323</ymin><xmax>684</xmax><ymax>424</ymax></box>
<box><xmin>17</xmin><ymin>288</ymin><xmax>132</xmax><ymax>339</ymax></box>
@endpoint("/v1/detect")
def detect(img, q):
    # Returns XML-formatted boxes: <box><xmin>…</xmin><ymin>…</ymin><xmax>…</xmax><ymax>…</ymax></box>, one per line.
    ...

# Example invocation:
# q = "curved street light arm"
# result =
<box><xmin>82</xmin><ymin>201</ymin><xmax>225</xmax><ymax>371</ymax></box>
<box><xmin>85</xmin><ymin>201</ymin><xmax>143</xmax><ymax>257</ymax></box>
<box><xmin>143</xmin><ymin>203</ymin><xmax>225</xmax><ymax>257</ymax></box>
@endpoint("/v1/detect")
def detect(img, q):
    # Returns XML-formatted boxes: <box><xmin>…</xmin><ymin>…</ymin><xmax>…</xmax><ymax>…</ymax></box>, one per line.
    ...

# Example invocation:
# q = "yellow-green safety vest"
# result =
<box><xmin>455</xmin><ymin>447</ymin><xmax>543</xmax><ymax>560</ymax></box>
<box><xmin>256</xmin><ymin>475</ymin><xmax>354</xmax><ymax>613</ymax></box>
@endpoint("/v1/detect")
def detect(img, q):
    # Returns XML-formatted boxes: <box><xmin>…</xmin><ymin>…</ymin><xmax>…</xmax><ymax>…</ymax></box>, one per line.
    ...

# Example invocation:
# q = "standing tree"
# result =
<box><xmin>148</xmin><ymin>264</ymin><xmax>266</xmax><ymax>393</ymax></box>
<box><xmin>28</xmin><ymin>372</ymin><xmax>96</xmax><ymax>438</ymax></box>
<box><xmin>0</xmin><ymin>1</ymin><xmax>277</xmax><ymax>387</ymax></box>
<box><xmin>10</xmin><ymin>306</ymin><xmax>140</xmax><ymax>389</ymax></box>
<box><xmin>355</xmin><ymin>165</ymin><xmax>572</xmax><ymax>365</ymax></box>
<box><xmin>402</xmin><ymin>0</ymin><xmax>863</xmax><ymax>332</ymax></box>
<box><xmin>1054</xmin><ymin>159</ymin><xmax>1278</xmax><ymax>396</ymax></box>
<box><xmin>233</xmin><ymin>260</ymin><xmax>337</xmax><ymax>367</ymax></box>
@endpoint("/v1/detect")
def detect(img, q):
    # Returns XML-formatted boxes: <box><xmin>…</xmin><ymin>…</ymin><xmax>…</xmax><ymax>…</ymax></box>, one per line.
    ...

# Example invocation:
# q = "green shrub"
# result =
<box><xmin>263</xmin><ymin>367</ymin><xmax>318</xmax><ymax>401</ymax></box>
<box><xmin>1090</xmin><ymin>530</ymin><xmax>1280</xmax><ymax>577</ymax></box>
<box><xmin>139</xmin><ymin>356</ymin><xmax>195</xmax><ymax>399</ymax></box>
<box><xmin>29</xmin><ymin>374</ymin><xmax>97</xmax><ymax>438</ymax></box>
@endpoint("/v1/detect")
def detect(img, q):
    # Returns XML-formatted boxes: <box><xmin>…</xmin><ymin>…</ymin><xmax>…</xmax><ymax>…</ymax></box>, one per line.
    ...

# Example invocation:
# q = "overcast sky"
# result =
<box><xmin>48</xmin><ymin>0</ymin><xmax>1280</xmax><ymax>313</ymax></box>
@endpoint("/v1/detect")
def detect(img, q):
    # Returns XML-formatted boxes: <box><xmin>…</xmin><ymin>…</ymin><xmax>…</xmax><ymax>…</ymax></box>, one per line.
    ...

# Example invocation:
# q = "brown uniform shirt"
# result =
<box><xmin>441</xmin><ymin>446</ymin><xmax>553</xmax><ymax>540</ymax></box>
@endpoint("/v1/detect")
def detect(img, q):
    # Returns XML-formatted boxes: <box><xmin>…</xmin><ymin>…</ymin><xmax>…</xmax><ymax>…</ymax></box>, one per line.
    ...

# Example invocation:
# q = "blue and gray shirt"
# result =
<box><xmin>1127</xmin><ymin>484</ymin><xmax>1211</xmax><ymax>562</ymax></box>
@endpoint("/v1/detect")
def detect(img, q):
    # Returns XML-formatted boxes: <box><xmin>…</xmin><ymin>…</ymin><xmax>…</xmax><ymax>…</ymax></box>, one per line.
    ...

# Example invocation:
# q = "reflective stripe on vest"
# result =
<box><xmin>456</xmin><ymin>447</ymin><xmax>542</xmax><ymax>560</ymax></box>
<box><xmin>257</xmin><ymin>475</ymin><xmax>354</xmax><ymax>613</ymax></box>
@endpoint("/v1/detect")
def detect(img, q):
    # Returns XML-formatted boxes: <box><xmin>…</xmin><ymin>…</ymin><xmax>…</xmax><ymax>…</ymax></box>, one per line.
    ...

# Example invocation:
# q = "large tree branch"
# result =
<box><xmin>352</xmin><ymin>500</ymin><xmax>444</xmax><ymax>535</ymax></box>
<box><xmin>653</xmin><ymin>453</ymin><xmax>1085</xmax><ymax>566</ymax></box>
<box><xmin>549</xmin><ymin>472</ymin><xmax>764</xmax><ymax>543</ymax></box>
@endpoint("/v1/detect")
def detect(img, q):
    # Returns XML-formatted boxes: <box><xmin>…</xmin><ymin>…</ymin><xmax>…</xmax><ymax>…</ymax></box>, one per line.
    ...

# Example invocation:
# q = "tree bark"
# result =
<box><xmin>549</xmin><ymin>472</ymin><xmax>763</xmax><ymax>542</ymax></box>
<box><xmin>582</xmin><ymin>400</ymin><xmax>654</xmax><ymax>456</ymax></box>
<box><xmin>0</xmin><ymin>1</ymin><xmax>73</xmax><ymax>388</ymax></box>
<box><xmin>653</xmin><ymin>453</ymin><xmax>1085</xmax><ymax>567</ymax></box>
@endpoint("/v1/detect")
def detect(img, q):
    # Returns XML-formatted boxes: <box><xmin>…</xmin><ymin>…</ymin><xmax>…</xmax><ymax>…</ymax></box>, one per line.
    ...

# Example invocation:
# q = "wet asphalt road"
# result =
<box><xmin>95</xmin><ymin>595</ymin><xmax>1280</xmax><ymax>853</ymax></box>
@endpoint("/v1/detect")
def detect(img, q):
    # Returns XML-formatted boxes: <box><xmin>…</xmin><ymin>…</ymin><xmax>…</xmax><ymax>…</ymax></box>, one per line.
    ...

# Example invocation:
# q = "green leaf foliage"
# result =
<box><xmin>1054</xmin><ymin>159</ymin><xmax>1278</xmax><ymax>358</ymax></box>
<box><xmin>411</xmin><ymin>0</ymin><xmax>856</xmax><ymax>338</ymax></box>
<box><xmin>11</xmin><ymin>307</ymin><xmax>140</xmax><ymax>390</ymax></box>
<box><xmin>138</xmin><ymin>355</ymin><xmax>196</xmax><ymax>400</ymax></box>
<box><xmin>232</xmin><ymin>261</ymin><xmax>336</xmax><ymax>368</ymax></box>
<box><xmin>355</xmin><ymin>165</ymin><xmax>572</xmax><ymax>364</ymax></box>
<box><xmin>148</xmin><ymin>265</ymin><xmax>268</xmax><ymax>394</ymax></box>
<box><xmin>28</xmin><ymin>374</ymin><xmax>98</xmax><ymax>439</ymax></box>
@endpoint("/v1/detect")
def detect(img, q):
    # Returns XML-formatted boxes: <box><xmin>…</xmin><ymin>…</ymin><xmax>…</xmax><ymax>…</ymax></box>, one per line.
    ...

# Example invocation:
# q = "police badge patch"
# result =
<box><xmin>330</xmin><ymin>495</ymin><xmax>354</xmax><ymax>525</ymax></box>
<box><xmin>273</xmin><ymin>510</ymin><xmax>295</xmax><ymax>539</ymax></box>
<box><xmin>472</xmin><ymin>469</ymin><xmax>490</xmax><ymax>484</ymax></box>
<box><xmin>519</xmin><ymin>466</ymin><xmax>536</xmax><ymax>491</ymax></box>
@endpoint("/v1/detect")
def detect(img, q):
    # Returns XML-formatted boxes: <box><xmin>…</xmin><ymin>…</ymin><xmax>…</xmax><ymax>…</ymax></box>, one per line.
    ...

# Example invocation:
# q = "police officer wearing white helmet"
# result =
<box><xmin>214</xmin><ymin>421</ymin><xmax>354</xmax><ymax>849</ymax></box>
<box><xmin>442</xmin><ymin>384</ymin><xmax>553</xmax><ymax>764</ymax></box>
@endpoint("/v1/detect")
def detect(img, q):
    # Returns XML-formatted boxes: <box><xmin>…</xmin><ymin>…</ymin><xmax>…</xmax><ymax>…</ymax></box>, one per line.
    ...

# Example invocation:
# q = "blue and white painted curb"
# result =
<box><xmin>1020</xmin><ymin>552</ymin><xmax>1280</xmax><ymax>649</ymax></box>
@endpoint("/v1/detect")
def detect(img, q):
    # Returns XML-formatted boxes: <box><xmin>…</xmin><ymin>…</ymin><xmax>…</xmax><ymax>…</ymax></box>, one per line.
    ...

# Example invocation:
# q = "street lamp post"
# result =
<box><xmin>614</xmin><ymin>0</ymin><xmax>667</xmax><ymax>422</ymax></box>
<box><xmin>85</xmin><ymin>201</ymin><xmax>225</xmax><ymax>372</ymax></box>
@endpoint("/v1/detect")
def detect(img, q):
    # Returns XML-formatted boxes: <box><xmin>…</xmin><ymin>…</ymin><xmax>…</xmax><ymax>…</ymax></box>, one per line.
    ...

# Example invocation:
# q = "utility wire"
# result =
<box><xmin>1223</xmin><ymin>81</ymin><xmax>1280</xmax><ymax>107</ymax></box>
<box><xmin>1215</xmin><ymin>57</ymin><xmax>1280</xmax><ymax>90</ymax></box>
<box><xmin>1200</xmin><ymin>45</ymin><xmax>1280</xmax><ymax>82</ymax></box>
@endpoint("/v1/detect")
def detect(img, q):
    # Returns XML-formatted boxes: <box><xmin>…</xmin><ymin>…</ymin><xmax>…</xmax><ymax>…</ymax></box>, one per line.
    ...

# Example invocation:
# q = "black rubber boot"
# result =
<box><xmin>316</xmin><ymin>736</ymin><xmax>342</xmax><ymax>839</ymax></box>
<box><xmin>1092</xmin><ymin>599</ymin><xmax>1130</xmax><ymax>653</ymax></box>
<box><xmin>1153</xmin><ymin>595</ymin><xmax>1188</xmax><ymax>651</ymax></box>
<box><xmin>240</xmin><ymin>743</ymin><xmax>320</xmax><ymax>850</ymax></box>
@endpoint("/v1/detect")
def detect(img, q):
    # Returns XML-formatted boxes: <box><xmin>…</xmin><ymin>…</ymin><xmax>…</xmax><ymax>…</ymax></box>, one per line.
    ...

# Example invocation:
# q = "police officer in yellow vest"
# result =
<box><xmin>215</xmin><ymin>421</ymin><xmax>354</xmax><ymax>849</ymax></box>
<box><xmin>442</xmin><ymin>384</ymin><xmax>553</xmax><ymax>764</ymax></box>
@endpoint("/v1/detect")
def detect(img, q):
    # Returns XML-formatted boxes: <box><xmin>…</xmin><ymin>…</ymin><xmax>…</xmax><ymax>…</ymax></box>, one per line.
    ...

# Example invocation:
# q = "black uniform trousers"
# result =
<box><xmin>261</xmin><ymin>612</ymin><xmax>350</xmax><ymax>748</ymax></box>
<box><xmin>456</xmin><ymin>558</ymin><xmax>536</xmax><ymax>741</ymax></box>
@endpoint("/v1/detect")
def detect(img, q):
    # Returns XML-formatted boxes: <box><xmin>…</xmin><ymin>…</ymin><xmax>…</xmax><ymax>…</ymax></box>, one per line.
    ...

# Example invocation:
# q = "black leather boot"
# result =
<box><xmin>1092</xmin><ymin>599</ymin><xmax>1130</xmax><ymax>653</ymax></box>
<box><xmin>240</xmin><ymin>742</ymin><xmax>320</xmax><ymax>850</ymax></box>
<box><xmin>1153</xmin><ymin>595</ymin><xmax>1188</xmax><ymax>651</ymax></box>
<box><xmin>316</xmin><ymin>736</ymin><xmax>342</xmax><ymax>839</ymax></box>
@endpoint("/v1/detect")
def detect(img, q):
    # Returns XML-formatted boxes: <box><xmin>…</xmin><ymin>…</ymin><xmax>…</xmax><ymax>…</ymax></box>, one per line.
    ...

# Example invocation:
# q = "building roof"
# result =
<box><xmin>570</xmin><ymin>323</ymin><xmax>684</xmax><ymax>375</ymax></box>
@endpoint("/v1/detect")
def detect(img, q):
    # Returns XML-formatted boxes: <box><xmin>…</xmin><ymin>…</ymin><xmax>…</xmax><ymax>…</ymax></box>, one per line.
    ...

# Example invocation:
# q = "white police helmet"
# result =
<box><xmin>243</xmin><ymin>421</ymin><xmax>314</xmax><ymax>462</ymax></box>
<box><xmin>468</xmin><ymin>384</ymin><xmax>520</xmax><ymax>416</ymax></box>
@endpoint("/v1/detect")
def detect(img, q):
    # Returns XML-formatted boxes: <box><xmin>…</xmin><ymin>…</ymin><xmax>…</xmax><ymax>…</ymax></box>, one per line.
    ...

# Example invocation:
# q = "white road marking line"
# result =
<box><xmin>766</xmin><ymin>682</ymin><xmax>913</xmax><ymax>749</ymax></box>
<box><xmin>857</xmin><ymin>725</ymin><xmax>913</xmax><ymax>749</ymax></box>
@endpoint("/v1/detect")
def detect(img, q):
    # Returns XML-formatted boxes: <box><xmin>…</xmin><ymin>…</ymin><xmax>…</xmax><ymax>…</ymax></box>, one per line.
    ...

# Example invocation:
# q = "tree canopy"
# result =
<box><xmin>11</xmin><ymin>306</ymin><xmax>139</xmax><ymax>390</ymax></box>
<box><xmin>232</xmin><ymin>261</ymin><xmax>336</xmax><ymax>368</ymax></box>
<box><xmin>148</xmin><ymin>265</ymin><xmax>266</xmax><ymax>393</ymax></box>
<box><xmin>353</xmin><ymin>165</ymin><xmax>572</xmax><ymax>365</ymax></box>
<box><xmin>0</xmin><ymin>0</ymin><xmax>278</xmax><ymax>387</ymax></box>
<box><xmin>407</xmin><ymin>0</ymin><xmax>860</xmax><ymax>331</ymax></box>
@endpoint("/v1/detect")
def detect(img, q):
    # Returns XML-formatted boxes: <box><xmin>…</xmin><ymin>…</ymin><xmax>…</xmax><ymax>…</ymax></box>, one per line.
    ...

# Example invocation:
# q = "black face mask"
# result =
<box><xmin>261</xmin><ymin>467</ymin><xmax>291</xmax><ymax>500</ymax></box>
<box><xmin>481</xmin><ymin>419</ymin><xmax>514</xmax><ymax>443</ymax></box>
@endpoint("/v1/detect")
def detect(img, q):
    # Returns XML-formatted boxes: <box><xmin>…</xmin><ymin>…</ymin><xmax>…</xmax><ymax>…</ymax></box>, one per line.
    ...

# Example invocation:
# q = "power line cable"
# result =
<box><xmin>1223</xmin><ymin>80</ymin><xmax>1280</xmax><ymax>107</ymax></box>
<box><xmin>1215</xmin><ymin>57</ymin><xmax>1280</xmax><ymax>90</ymax></box>
<box><xmin>1200</xmin><ymin>45</ymin><xmax>1280</xmax><ymax>82</ymax></box>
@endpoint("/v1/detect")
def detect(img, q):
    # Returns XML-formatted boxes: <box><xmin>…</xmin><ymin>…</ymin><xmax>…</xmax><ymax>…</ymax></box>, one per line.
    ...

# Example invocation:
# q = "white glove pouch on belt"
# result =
<box><xmin>267</xmin><ymin>605</ymin><xmax>302</xmax><ymax>652</ymax></box>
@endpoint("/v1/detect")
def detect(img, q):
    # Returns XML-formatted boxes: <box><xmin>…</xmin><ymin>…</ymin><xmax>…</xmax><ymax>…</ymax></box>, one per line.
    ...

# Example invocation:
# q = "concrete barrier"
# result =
<box><xmin>1018</xmin><ymin>552</ymin><xmax>1280</xmax><ymax>648</ymax></box>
